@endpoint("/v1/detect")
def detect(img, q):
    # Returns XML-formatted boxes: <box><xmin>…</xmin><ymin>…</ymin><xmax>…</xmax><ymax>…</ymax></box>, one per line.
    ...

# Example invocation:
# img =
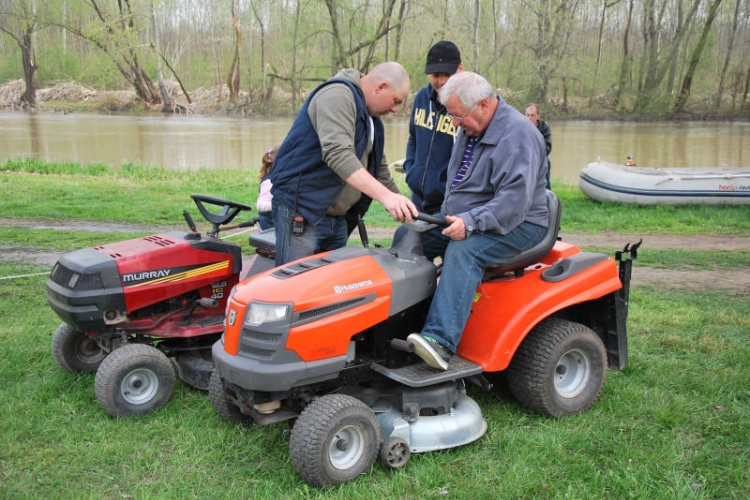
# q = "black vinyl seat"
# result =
<box><xmin>483</xmin><ymin>190</ymin><xmax>562</xmax><ymax>280</ymax></box>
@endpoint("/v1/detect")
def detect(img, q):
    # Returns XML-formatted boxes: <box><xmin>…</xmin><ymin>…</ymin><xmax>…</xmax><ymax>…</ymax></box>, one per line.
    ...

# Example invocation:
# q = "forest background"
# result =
<box><xmin>1</xmin><ymin>0</ymin><xmax>750</xmax><ymax>120</ymax></box>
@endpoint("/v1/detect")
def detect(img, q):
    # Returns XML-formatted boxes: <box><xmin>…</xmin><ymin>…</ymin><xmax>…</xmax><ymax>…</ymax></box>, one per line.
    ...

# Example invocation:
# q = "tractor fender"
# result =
<box><xmin>457</xmin><ymin>253</ymin><xmax>621</xmax><ymax>372</ymax></box>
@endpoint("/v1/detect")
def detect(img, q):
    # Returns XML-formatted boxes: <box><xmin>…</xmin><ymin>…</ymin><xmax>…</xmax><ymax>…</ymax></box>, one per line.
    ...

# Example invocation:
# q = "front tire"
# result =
<box><xmin>51</xmin><ymin>322</ymin><xmax>106</xmax><ymax>373</ymax></box>
<box><xmin>94</xmin><ymin>343</ymin><xmax>175</xmax><ymax>417</ymax></box>
<box><xmin>208</xmin><ymin>369</ymin><xmax>253</xmax><ymax>424</ymax></box>
<box><xmin>289</xmin><ymin>394</ymin><xmax>381</xmax><ymax>486</ymax></box>
<box><xmin>507</xmin><ymin>318</ymin><xmax>607</xmax><ymax>417</ymax></box>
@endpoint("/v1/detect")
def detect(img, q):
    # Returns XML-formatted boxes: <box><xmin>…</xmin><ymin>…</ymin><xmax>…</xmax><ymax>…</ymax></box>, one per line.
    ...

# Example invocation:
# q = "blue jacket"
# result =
<box><xmin>271</xmin><ymin>78</ymin><xmax>385</xmax><ymax>225</ymax></box>
<box><xmin>403</xmin><ymin>83</ymin><xmax>457</xmax><ymax>214</ymax></box>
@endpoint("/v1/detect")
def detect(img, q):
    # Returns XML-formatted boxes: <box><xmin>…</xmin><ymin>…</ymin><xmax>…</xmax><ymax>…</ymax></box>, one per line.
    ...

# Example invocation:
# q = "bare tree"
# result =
<box><xmin>674</xmin><ymin>0</ymin><xmax>725</xmax><ymax>113</ymax></box>
<box><xmin>54</xmin><ymin>0</ymin><xmax>161</xmax><ymax>105</ymax></box>
<box><xmin>227</xmin><ymin>0</ymin><xmax>241</xmax><ymax>101</ymax></box>
<box><xmin>0</xmin><ymin>0</ymin><xmax>43</xmax><ymax>106</ymax></box>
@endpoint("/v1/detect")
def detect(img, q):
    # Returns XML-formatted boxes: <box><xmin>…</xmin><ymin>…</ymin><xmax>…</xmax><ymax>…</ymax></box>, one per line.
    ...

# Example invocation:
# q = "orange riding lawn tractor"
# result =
<box><xmin>46</xmin><ymin>195</ymin><xmax>262</xmax><ymax>417</ymax></box>
<box><xmin>210</xmin><ymin>190</ymin><xmax>641</xmax><ymax>486</ymax></box>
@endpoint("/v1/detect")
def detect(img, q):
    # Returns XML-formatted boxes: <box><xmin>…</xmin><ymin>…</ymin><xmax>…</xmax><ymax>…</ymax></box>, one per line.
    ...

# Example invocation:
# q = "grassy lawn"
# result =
<box><xmin>1</xmin><ymin>160</ymin><xmax>749</xmax><ymax>498</ymax></box>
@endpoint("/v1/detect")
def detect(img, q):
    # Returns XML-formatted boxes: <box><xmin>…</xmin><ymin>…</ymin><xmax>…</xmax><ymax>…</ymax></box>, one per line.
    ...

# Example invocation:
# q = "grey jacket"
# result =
<box><xmin>442</xmin><ymin>95</ymin><xmax>549</xmax><ymax>235</ymax></box>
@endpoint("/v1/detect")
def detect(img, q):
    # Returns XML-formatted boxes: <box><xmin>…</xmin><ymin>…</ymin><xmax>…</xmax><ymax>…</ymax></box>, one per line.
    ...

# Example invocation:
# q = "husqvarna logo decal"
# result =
<box><xmin>334</xmin><ymin>280</ymin><xmax>373</xmax><ymax>294</ymax></box>
<box><xmin>227</xmin><ymin>308</ymin><xmax>237</xmax><ymax>326</ymax></box>
<box><xmin>122</xmin><ymin>261</ymin><xmax>230</xmax><ymax>288</ymax></box>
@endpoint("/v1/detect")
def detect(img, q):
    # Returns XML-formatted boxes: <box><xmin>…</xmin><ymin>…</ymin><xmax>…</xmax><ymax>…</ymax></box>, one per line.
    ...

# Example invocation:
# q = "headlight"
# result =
<box><xmin>245</xmin><ymin>302</ymin><xmax>289</xmax><ymax>326</ymax></box>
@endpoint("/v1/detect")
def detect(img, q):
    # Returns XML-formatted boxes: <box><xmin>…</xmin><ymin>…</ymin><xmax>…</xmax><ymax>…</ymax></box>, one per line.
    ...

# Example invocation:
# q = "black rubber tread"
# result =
<box><xmin>208</xmin><ymin>369</ymin><xmax>253</xmax><ymax>424</ymax></box>
<box><xmin>379</xmin><ymin>436</ymin><xmax>411</xmax><ymax>469</ymax></box>
<box><xmin>94</xmin><ymin>343</ymin><xmax>175</xmax><ymax>417</ymax></box>
<box><xmin>51</xmin><ymin>322</ymin><xmax>106</xmax><ymax>373</ymax></box>
<box><xmin>506</xmin><ymin>318</ymin><xmax>607</xmax><ymax>417</ymax></box>
<box><xmin>289</xmin><ymin>394</ymin><xmax>381</xmax><ymax>486</ymax></box>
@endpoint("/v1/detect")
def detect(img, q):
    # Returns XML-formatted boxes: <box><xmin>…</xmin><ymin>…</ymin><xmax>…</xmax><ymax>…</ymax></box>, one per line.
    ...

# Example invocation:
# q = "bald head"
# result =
<box><xmin>361</xmin><ymin>62</ymin><xmax>411</xmax><ymax>117</ymax></box>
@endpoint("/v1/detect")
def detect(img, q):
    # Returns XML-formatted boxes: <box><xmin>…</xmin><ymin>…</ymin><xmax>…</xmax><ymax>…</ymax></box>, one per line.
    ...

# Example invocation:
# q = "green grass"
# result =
<box><xmin>3</xmin><ymin>157</ymin><xmax>750</xmax><ymax>236</ymax></box>
<box><xmin>1</xmin><ymin>159</ymin><xmax>749</xmax><ymax>498</ymax></box>
<box><xmin>1</xmin><ymin>267</ymin><xmax>748</xmax><ymax>498</ymax></box>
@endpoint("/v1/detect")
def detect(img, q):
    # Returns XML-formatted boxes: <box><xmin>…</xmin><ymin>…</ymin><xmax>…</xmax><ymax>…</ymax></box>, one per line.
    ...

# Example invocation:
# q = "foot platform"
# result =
<box><xmin>370</xmin><ymin>356</ymin><xmax>482</xmax><ymax>388</ymax></box>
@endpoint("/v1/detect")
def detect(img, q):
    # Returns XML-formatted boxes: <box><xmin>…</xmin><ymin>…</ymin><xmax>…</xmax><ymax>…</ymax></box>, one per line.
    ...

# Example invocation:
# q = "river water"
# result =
<box><xmin>2</xmin><ymin>111</ymin><xmax>749</xmax><ymax>185</ymax></box>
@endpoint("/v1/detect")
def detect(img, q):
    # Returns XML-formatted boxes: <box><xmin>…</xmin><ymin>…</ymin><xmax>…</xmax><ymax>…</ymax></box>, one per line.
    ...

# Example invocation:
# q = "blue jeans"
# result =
<box><xmin>258</xmin><ymin>211</ymin><xmax>274</xmax><ymax>231</ymax></box>
<box><xmin>421</xmin><ymin>221</ymin><xmax>546</xmax><ymax>353</ymax></box>
<box><xmin>272</xmin><ymin>199</ymin><xmax>348</xmax><ymax>266</ymax></box>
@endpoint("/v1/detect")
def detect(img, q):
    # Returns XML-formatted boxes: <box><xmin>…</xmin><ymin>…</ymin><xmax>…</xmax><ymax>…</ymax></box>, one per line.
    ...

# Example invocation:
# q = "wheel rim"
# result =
<box><xmin>120</xmin><ymin>368</ymin><xmax>160</xmax><ymax>405</ymax></box>
<box><xmin>328</xmin><ymin>424</ymin><xmax>366</xmax><ymax>470</ymax></box>
<box><xmin>385</xmin><ymin>441</ymin><xmax>409</xmax><ymax>467</ymax></box>
<box><xmin>554</xmin><ymin>348</ymin><xmax>590</xmax><ymax>398</ymax></box>
<box><xmin>76</xmin><ymin>337</ymin><xmax>105</xmax><ymax>364</ymax></box>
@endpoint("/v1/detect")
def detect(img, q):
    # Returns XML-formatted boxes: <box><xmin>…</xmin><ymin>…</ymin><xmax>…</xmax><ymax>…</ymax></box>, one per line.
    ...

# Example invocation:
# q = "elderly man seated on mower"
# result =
<box><xmin>407</xmin><ymin>71</ymin><xmax>550</xmax><ymax>371</ymax></box>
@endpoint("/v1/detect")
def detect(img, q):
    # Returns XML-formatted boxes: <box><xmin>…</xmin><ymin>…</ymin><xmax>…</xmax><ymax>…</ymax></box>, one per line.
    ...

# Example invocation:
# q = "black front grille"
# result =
<box><xmin>239</xmin><ymin>344</ymin><xmax>275</xmax><ymax>358</ymax></box>
<box><xmin>50</xmin><ymin>264</ymin><xmax>103</xmax><ymax>291</ymax></box>
<box><xmin>244</xmin><ymin>330</ymin><xmax>283</xmax><ymax>344</ymax></box>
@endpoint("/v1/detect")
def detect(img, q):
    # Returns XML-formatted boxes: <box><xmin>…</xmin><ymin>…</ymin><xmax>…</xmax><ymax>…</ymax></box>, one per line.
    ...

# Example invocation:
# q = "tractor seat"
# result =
<box><xmin>482</xmin><ymin>190</ymin><xmax>561</xmax><ymax>280</ymax></box>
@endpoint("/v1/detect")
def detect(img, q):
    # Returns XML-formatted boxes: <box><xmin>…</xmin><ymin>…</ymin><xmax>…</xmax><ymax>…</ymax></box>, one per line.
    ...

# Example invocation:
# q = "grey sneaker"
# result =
<box><xmin>407</xmin><ymin>333</ymin><xmax>451</xmax><ymax>371</ymax></box>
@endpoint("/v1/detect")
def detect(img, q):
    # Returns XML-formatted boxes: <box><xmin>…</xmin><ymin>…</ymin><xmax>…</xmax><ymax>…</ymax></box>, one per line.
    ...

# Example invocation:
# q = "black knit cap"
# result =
<box><xmin>424</xmin><ymin>40</ymin><xmax>462</xmax><ymax>75</ymax></box>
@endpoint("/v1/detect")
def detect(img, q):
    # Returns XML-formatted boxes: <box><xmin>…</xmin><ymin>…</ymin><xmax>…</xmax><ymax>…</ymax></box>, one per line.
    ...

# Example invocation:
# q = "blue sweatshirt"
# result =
<box><xmin>403</xmin><ymin>83</ymin><xmax>458</xmax><ymax>214</ymax></box>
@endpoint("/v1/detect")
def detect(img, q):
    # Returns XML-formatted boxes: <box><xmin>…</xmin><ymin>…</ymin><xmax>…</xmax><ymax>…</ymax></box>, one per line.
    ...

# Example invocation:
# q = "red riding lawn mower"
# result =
<box><xmin>210</xmin><ymin>190</ymin><xmax>641</xmax><ymax>486</ymax></box>
<box><xmin>46</xmin><ymin>194</ymin><xmax>261</xmax><ymax>417</ymax></box>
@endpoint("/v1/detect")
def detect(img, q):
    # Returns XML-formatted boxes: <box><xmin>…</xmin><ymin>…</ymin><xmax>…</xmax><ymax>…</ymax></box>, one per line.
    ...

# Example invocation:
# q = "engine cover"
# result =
<box><xmin>46</xmin><ymin>231</ymin><xmax>241</xmax><ymax>332</ymax></box>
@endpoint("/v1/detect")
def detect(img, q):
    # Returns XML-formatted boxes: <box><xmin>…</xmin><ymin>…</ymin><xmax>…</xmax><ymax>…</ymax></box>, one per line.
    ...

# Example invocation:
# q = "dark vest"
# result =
<box><xmin>270</xmin><ymin>78</ymin><xmax>385</xmax><ymax>225</ymax></box>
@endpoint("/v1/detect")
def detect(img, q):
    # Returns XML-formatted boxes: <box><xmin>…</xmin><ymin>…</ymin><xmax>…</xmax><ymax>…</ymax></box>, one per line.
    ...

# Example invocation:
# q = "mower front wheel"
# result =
<box><xmin>380</xmin><ymin>436</ymin><xmax>411</xmax><ymax>469</ymax></box>
<box><xmin>289</xmin><ymin>394</ymin><xmax>381</xmax><ymax>486</ymax></box>
<box><xmin>51</xmin><ymin>322</ymin><xmax>107</xmax><ymax>373</ymax></box>
<box><xmin>208</xmin><ymin>369</ymin><xmax>253</xmax><ymax>424</ymax></box>
<box><xmin>94</xmin><ymin>343</ymin><xmax>175</xmax><ymax>417</ymax></box>
<box><xmin>507</xmin><ymin>318</ymin><xmax>607</xmax><ymax>417</ymax></box>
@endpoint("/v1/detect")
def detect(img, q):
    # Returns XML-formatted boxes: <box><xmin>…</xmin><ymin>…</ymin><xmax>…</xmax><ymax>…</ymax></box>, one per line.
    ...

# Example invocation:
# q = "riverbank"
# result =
<box><xmin>3</xmin><ymin>79</ymin><xmax>749</xmax><ymax>121</ymax></box>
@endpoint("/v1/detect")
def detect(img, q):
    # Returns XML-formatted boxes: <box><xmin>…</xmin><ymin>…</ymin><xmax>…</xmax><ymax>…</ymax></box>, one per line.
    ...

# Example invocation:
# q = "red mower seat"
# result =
<box><xmin>483</xmin><ymin>189</ymin><xmax>561</xmax><ymax>280</ymax></box>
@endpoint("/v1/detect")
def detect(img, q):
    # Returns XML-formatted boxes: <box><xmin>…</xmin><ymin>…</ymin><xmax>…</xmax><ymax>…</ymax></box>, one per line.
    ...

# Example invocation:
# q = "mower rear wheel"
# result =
<box><xmin>208</xmin><ymin>369</ymin><xmax>253</xmax><ymax>424</ymax></box>
<box><xmin>380</xmin><ymin>436</ymin><xmax>411</xmax><ymax>469</ymax></box>
<box><xmin>51</xmin><ymin>322</ymin><xmax>107</xmax><ymax>373</ymax></box>
<box><xmin>94</xmin><ymin>343</ymin><xmax>175</xmax><ymax>417</ymax></box>
<box><xmin>289</xmin><ymin>394</ymin><xmax>381</xmax><ymax>486</ymax></box>
<box><xmin>507</xmin><ymin>318</ymin><xmax>607</xmax><ymax>417</ymax></box>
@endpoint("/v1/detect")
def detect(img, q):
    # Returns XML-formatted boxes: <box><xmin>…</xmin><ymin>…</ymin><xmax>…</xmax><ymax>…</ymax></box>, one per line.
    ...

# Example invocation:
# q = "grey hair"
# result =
<box><xmin>438</xmin><ymin>72</ymin><xmax>495</xmax><ymax>109</ymax></box>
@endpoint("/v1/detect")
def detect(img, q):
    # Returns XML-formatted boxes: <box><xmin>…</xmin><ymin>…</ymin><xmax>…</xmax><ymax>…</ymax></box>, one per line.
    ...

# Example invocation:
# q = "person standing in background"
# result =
<box><xmin>525</xmin><ymin>103</ymin><xmax>552</xmax><ymax>189</ymax></box>
<box><xmin>394</xmin><ymin>40</ymin><xmax>464</xmax><ymax>260</ymax></box>
<box><xmin>256</xmin><ymin>146</ymin><xmax>279</xmax><ymax>230</ymax></box>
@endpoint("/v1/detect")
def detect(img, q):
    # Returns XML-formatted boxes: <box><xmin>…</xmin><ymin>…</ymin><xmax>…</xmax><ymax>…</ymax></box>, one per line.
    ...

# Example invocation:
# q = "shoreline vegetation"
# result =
<box><xmin>2</xmin><ymin>78</ymin><xmax>748</xmax><ymax>122</ymax></box>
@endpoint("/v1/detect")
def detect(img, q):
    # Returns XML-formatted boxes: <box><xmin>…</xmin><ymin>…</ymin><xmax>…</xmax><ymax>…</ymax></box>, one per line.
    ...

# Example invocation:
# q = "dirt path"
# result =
<box><xmin>2</xmin><ymin>218</ymin><xmax>748</xmax><ymax>293</ymax></box>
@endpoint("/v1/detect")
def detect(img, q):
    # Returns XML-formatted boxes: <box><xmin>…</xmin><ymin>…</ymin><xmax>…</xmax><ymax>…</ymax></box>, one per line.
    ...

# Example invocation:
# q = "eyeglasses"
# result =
<box><xmin>447</xmin><ymin>107</ymin><xmax>474</xmax><ymax>125</ymax></box>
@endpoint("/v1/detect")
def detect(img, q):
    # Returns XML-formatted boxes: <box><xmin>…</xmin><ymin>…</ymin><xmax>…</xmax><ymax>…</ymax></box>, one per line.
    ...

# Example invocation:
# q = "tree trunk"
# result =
<box><xmin>20</xmin><ymin>25</ymin><xmax>38</xmax><ymax>106</ymax></box>
<box><xmin>715</xmin><ymin>0</ymin><xmax>742</xmax><ymax>109</ymax></box>
<box><xmin>150</xmin><ymin>1</ymin><xmax>173</xmax><ymax>111</ymax></box>
<box><xmin>227</xmin><ymin>12</ymin><xmax>242</xmax><ymax>101</ymax></box>
<box><xmin>673</xmin><ymin>0</ymin><xmax>724</xmax><ymax>113</ymax></box>
<box><xmin>612</xmin><ymin>0</ymin><xmax>634</xmax><ymax>109</ymax></box>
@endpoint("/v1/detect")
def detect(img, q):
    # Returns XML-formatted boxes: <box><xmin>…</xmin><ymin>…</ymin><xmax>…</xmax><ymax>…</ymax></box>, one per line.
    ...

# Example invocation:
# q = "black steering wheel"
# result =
<box><xmin>190</xmin><ymin>194</ymin><xmax>253</xmax><ymax>227</ymax></box>
<box><xmin>415</xmin><ymin>212</ymin><xmax>449</xmax><ymax>228</ymax></box>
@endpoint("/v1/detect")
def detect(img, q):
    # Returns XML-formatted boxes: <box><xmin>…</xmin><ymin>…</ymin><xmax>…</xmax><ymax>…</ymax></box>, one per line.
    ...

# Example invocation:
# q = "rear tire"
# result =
<box><xmin>94</xmin><ymin>343</ymin><xmax>175</xmax><ymax>417</ymax></box>
<box><xmin>507</xmin><ymin>318</ymin><xmax>607</xmax><ymax>417</ymax></box>
<box><xmin>51</xmin><ymin>322</ymin><xmax>106</xmax><ymax>373</ymax></box>
<box><xmin>289</xmin><ymin>394</ymin><xmax>381</xmax><ymax>486</ymax></box>
<box><xmin>208</xmin><ymin>369</ymin><xmax>253</xmax><ymax>424</ymax></box>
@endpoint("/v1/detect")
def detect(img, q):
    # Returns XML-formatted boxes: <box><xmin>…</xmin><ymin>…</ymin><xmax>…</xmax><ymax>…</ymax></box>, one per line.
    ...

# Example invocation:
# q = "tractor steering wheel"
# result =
<box><xmin>190</xmin><ymin>194</ymin><xmax>253</xmax><ymax>227</ymax></box>
<box><xmin>415</xmin><ymin>212</ymin><xmax>449</xmax><ymax>228</ymax></box>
